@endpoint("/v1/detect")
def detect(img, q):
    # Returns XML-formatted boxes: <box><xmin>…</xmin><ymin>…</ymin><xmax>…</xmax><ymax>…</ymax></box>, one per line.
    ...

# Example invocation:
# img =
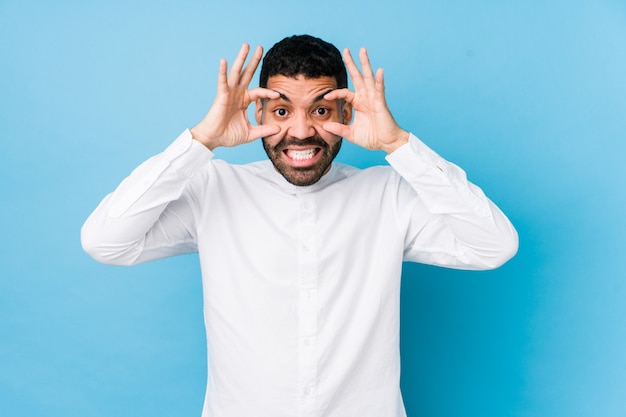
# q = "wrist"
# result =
<box><xmin>380</xmin><ymin>130</ymin><xmax>410</xmax><ymax>154</ymax></box>
<box><xmin>190</xmin><ymin>126</ymin><xmax>220</xmax><ymax>151</ymax></box>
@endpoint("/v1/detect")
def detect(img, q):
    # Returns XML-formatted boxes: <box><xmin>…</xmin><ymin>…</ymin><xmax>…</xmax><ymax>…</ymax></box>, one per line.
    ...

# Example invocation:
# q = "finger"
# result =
<box><xmin>324</xmin><ymin>88</ymin><xmax>355</xmax><ymax>104</ymax></box>
<box><xmin>374</xmin><ymin>68</ymin><xmax>389</xmax><ymax>107</ymax></box>
<box><xmin>359</xmin><ymin>48</ymin><xmax>376</xmax><ymax>86</ymax></box>
<box><xmin>249</xmin><ymin>124</ymin><xmax>280</xmax><ymax>140</ymax></box>
<box><xmin>375</xmin><ymin>67</ymin><xmax>385</xmax><ymax>92</ymax></box>
<box><xmin>248</xmin><ymin>87</ymin><xmax>280</xmax><ymax>102</ymax></box>
<box><xmin>343</xmin><ymin>48</ymin><xmax>364</xmax><ymax>90</ymax></box>
<box><xmin>239</xmin><ymin>45</ymin><xmax>264</xmax><ymax>88</ymax></box>
<box><xmin>323</xmin><ymin>121</ymin><xmax>352</xmax><ymax>140</ymax></box>
<box><xmin>216</xmin><ymin>59</ymin><xmax>228</xmax><ymax>93</ymax></box>
<box><xmin>229</xmin><ymin>43</ymin><xmax>251</xmax><ymax>85</ymax></box>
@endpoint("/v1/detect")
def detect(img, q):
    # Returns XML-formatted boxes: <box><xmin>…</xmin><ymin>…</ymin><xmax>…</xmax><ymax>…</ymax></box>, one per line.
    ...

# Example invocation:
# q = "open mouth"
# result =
<box><xmin>283</xmin><ymin>147</ymin><xmax>322</xmax><ymax>166</ymax></box>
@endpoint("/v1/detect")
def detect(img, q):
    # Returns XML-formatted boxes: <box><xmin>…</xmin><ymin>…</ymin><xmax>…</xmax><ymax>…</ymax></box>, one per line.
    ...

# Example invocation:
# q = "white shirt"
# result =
<box><xmin>81</xmin><ymin>129</ymin><xmax>518</xmax><ymax>417</ymax></box>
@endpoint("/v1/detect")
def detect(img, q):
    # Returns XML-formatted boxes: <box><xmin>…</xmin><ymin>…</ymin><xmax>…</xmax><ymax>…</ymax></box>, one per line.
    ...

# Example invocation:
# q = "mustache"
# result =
<box><xmin>274</xmin><ymin>136</ymin><xmax>329</xmax><ymax>152</ymax></box>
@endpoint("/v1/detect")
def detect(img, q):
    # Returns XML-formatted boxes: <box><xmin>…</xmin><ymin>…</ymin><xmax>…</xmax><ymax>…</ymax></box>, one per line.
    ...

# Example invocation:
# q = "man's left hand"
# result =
<box><xmin>323</xmin><ymin>48</ymin><xmax>410</xmax><ymax>154</ymax></box>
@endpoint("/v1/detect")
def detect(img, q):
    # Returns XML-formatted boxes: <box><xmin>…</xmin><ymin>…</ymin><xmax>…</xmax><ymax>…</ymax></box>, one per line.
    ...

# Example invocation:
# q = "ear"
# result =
<box><xmin>341</xmin><ymin>101</ymin><xmax>353</xmax><ymax>125</ymax></box>
<box><xmin>255</xmin><ymin>99</ymin><xmax>264</xmax><ymax>124</ymax></box>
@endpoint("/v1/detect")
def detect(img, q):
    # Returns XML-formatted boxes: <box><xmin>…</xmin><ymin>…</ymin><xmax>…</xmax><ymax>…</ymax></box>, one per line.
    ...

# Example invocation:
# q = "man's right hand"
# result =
<box><xmin>190</xmin><ymin>43</ymin><xmax>280</xmax><ymax>150</ymax></box>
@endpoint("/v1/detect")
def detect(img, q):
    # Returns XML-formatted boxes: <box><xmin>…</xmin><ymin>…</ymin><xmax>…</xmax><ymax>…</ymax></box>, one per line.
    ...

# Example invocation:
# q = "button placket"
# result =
<box><xmin>297</xmin><ymin>194</ymin><xmax>318</xmax><ymax>416</ymax></box>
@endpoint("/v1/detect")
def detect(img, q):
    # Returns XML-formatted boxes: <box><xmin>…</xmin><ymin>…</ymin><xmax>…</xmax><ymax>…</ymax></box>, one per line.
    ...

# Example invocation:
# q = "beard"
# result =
<box><xmin>262</xmin><ymin>135</ymin><xmax>342</xmax><ymax>186</ymax></box>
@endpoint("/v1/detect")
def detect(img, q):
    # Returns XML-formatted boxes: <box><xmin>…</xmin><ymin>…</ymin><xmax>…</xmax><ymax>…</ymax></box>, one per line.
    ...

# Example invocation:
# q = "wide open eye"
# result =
<box><xmin>273</xmin><ymin>108</ymin><xmax>289</xmax><ymax>117</ymax></box>
<box><xmin>313</xmin><ymin>107</ymin><xmax>330</xmax><ymax>117</ymax></box>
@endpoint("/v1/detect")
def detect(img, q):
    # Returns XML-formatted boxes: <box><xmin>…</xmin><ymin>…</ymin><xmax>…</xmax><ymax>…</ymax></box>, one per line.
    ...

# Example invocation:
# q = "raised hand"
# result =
<box><xmin>323</xmin><ymin>48</ymin><xmax>409</xmax><ymax>154</ymax></box>
<box><xmin>190</xmin><ymin>43</ymin><xmax>280</xmax><ymax>150</ymax></box>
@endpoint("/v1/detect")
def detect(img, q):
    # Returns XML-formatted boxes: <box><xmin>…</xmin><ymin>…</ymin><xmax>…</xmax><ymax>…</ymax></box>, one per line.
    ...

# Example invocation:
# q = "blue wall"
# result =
<box><xmin>1</xmin><ymin>1</ymin><xmax>625</xmax><ymax>416</ymax></box>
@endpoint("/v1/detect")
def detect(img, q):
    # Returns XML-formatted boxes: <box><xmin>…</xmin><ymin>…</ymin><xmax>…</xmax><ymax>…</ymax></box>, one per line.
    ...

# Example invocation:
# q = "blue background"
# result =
<box><xmin>1</xmin><ymin>1</ymin><xmax>625</xmax><ymax>416</ymax></box>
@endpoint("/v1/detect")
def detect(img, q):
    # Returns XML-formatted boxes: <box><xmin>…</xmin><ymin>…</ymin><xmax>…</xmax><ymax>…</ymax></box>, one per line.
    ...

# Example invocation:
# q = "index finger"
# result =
<box><xmin>324</xmin><ymin>88</ymin><xmax>355</xmax><ymax>104</ymax></box>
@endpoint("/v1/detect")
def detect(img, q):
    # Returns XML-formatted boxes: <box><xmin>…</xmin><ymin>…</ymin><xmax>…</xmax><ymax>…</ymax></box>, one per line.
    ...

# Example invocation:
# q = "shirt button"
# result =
<box><xmin>304</xmin><ymin>388</ymin><xmax>311</xmax><ymax>396</ymax></box>
<box><xmin>304</xmin><ymin>338</ymin><xmax>311</xmax><ymax>346</ymax></box>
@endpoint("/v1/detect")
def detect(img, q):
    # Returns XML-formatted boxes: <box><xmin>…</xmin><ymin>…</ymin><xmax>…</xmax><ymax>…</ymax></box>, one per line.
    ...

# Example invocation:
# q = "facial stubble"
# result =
<box><xmin>262</xmin><ymin>136</ymin><xmax>342</xmax><ymax>186</ymax></box>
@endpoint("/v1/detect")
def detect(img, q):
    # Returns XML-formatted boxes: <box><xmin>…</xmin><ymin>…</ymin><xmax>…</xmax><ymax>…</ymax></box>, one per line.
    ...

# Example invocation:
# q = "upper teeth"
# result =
<box><xmin>288</xmin><ymin>149</ymin><xmax>316</xmax><ymax>160</ymax></box>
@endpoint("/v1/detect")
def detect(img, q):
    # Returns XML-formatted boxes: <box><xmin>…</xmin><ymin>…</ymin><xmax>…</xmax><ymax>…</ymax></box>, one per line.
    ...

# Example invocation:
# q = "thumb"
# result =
<box><xmin>250</xmin><ymin>124</ymin><xmax>280</xmax><ymax>140</ymax></box>
<box><xmin>323</xmin><ymin>122</ymin><xmax>352</xmax><ymax>141</ymax></box>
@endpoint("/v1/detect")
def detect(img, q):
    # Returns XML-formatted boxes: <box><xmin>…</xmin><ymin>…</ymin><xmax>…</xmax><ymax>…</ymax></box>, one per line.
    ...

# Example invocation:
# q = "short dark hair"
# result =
<box><xmin>260</xmin><ymin>34</ymin><xmax>347</xmax><ymax>89</ymax></box>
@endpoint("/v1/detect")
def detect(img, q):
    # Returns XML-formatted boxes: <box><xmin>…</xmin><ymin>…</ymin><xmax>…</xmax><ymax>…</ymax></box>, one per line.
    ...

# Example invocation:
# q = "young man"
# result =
<box><xmin>82</xmin><ymin>35</ymin><xmax>518</xmax><ymax>417</ymax></box>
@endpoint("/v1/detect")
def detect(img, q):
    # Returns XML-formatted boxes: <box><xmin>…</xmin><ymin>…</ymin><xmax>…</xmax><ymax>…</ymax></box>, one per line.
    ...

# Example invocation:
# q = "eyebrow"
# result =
<box><xmin>272</xmin><ymin>88</ymin><xmax>335</xmax><ymax>104</ymax></box>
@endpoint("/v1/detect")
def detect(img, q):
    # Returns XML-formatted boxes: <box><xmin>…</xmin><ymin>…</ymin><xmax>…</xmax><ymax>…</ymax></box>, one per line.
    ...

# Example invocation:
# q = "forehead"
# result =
<box><xmin>265</xmin><ymin>75</ymin><xmax>338</xmax><ymax>103</ymax></box>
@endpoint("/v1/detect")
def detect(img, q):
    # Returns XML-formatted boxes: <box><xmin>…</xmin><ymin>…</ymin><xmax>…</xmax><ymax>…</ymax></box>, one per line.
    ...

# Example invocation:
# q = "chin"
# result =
<box><xmin>278</xmin><ymin>166</ymin><xmax>327</xmax><ymax>186</ymax></box>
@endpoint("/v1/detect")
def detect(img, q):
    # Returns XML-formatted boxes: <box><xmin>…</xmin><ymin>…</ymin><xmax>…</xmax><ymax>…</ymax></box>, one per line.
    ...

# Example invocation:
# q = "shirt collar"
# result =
<box><xmin>260</xmin><ymin>160</ymin><xmax>341</xmax><ymax>195</ymax></box>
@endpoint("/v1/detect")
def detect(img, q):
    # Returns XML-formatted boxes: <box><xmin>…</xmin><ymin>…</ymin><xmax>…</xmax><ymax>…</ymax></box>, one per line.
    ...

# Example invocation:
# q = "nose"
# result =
<box><xmin>287</xmin><ymin>112</ymin><xmax>316</xmax><ymax>140</ymax></box>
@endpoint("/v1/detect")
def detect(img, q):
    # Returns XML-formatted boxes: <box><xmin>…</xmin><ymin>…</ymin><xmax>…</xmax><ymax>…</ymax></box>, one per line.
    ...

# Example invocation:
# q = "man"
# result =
<box><xmin>82</xmin><ymin>35</ymin><xmax>518</xmax><ymax>417</ymax></box>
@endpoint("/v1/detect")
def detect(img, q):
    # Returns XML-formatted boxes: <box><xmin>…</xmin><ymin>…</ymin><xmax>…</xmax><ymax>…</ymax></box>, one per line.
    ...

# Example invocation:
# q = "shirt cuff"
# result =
<box><xmin>165</xmin><ymin>129</ymin><xmax>214</xmax><ymax>178</ymax></box>
<box><xmin>385</xmin><ymin>133</ymin><xmax>446</xmax><ymax>180</ymax></box>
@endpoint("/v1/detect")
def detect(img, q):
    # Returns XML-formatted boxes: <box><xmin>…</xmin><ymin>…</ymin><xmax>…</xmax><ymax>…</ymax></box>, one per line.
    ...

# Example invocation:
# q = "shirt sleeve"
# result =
<box><xmin>385</xmin><ymin>133</ymin><xmax>519</xmax><ymax>270</ymax></box>
<box><xmin>81</xmin><ymin>129</ymin><xmax>214</xmax><ymax>266</ymax></box>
